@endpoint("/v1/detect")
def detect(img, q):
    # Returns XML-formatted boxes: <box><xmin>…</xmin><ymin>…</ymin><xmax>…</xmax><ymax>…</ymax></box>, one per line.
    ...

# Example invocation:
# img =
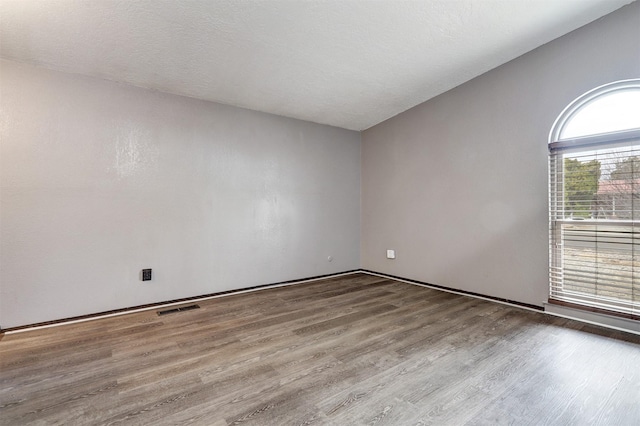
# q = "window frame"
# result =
<box><xmin>548</xmin><ymin>79</ymin><xmax>640</xmax><ymax>319</ymax></box>
<box><xmin>550</xmin><ymin>79</ymin><xmax>640</xmax><ymax>143</ymax></box>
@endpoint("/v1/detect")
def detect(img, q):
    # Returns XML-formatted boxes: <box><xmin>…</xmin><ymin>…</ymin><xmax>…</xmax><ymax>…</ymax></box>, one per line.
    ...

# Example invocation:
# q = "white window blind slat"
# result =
<box><xmin>549</xmin><ymin>142</ymin><xmax>640</xmax><ymax>316</ymax></box>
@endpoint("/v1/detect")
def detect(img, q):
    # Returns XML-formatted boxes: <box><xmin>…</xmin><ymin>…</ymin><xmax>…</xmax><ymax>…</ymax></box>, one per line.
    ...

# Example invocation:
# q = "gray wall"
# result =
<box><xmin>0</xmin><ymin>60</ymin><xmax>361</xmax><ymax>328</ymax></box>
<box><xmin>361</xmin><ymin>2</ymin><xmax>640</xmax><ymax>307</ymax></box>
<box><xmin>2</xmin><ymin>3</ymin><xmax>638</xmax><ymax>329</ymax></box>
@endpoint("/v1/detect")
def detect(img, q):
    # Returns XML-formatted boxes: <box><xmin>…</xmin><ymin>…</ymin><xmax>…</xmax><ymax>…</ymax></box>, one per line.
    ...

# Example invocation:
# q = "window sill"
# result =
<box><xmin>545</xmin><ymin>300</ymin><xmax>640</xmax><ymax>336</ymax></box>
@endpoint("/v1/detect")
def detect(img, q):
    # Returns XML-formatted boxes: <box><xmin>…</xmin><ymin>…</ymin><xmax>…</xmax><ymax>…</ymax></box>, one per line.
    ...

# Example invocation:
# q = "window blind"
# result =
<box><xmin>549</xmin><ymin>139</ymin><xmax>640</xmax><ymax>317</ymax></box>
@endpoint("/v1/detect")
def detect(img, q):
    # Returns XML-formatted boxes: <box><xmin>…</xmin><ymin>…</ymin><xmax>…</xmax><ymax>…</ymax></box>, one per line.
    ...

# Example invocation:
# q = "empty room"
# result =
<box><xmin>1</xmin><ymin>0</ymin><xmax>640</xmax><ymax>425</ymax></box>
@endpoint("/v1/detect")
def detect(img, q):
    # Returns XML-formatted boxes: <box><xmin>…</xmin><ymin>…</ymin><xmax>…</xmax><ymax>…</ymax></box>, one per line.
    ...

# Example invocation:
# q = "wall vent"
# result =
<box><xmin>157</xmin><ymin>304</ymin><xmax>200</xmax><ymax>316</ymax></box>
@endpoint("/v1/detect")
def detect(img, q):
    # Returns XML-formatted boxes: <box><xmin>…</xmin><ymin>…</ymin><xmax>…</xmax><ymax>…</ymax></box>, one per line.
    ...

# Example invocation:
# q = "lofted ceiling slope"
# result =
<box><xmin>0</xmin><ymin>0</ymin><xmax>635</xmax><ymax>130</ymax></box>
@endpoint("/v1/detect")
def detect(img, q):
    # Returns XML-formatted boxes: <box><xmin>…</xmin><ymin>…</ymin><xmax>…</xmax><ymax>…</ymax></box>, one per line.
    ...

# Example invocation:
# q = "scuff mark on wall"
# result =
<box><xmin>113</xmin><ymin>123</ymin><xmax>157</xmax><ymax>179</ymax></box>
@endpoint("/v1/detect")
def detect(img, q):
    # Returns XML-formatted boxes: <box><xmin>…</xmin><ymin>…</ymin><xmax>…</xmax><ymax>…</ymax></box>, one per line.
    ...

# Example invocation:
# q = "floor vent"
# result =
<box><xmin>157</xmin><ymin>304</ymin><xmax>200</xmax><ymax>316</ymax></box>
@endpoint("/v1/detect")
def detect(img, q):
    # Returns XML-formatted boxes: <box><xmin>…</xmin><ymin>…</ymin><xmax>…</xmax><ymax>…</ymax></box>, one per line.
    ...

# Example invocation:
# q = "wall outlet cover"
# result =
<box><xmin>142</xmin><ymin>269</ymin><xmax>152</xmax><ymax>281</ymax></box>
<box><xmin>386</xmin><ymin>250</ymin><xmax>396</xmax><ymax>259</ymax></box>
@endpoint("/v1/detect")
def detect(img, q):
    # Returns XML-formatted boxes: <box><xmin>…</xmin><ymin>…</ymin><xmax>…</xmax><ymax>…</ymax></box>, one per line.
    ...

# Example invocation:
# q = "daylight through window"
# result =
<box><xmin>549</xmin><ymin>80</ymin><xmax>640</xmax><ymax>317</ymax></box>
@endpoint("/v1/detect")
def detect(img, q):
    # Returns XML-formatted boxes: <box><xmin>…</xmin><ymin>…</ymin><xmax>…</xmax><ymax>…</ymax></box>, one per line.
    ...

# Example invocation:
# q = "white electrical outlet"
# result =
<box><xmin>386</xmin><ymin>250</ymin><xmax>396</xmax><ymax>259</ymax></box>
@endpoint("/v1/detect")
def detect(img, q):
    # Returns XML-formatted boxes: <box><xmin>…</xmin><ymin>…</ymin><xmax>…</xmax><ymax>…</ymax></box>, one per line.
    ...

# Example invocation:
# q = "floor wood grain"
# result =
<box><xmin>1</xmin><ymin>273</ymin><xmax>639</xmax><ymax>425</ymax></box>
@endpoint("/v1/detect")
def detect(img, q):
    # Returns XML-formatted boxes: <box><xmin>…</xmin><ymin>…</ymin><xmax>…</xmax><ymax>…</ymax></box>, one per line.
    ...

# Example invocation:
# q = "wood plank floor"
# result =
<box><xmin>1</xmin><ymin>273</ymin><xmax>639</xmax><ymax>425</ymax></box>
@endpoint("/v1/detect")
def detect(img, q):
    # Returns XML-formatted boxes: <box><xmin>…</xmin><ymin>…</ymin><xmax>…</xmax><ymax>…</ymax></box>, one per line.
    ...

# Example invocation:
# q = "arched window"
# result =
<box><xmin>549</xmin><ymin>79</ymin><xmax>640</xmax><ymax>318</ymax></box>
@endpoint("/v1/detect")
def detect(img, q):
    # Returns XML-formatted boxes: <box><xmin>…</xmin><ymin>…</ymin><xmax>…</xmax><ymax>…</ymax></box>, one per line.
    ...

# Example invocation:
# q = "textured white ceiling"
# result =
<box><xmin>0</xmin><ymin>0</ymin><xmax>635</xmax><ymax>130</ymax></box>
